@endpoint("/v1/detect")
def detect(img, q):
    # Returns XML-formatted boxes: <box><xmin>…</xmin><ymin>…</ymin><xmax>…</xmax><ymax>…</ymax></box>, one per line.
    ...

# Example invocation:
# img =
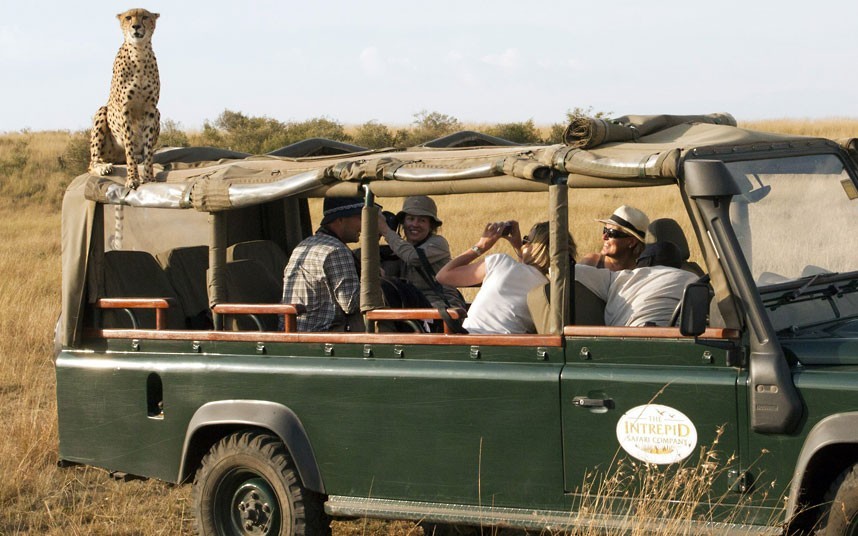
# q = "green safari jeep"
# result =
<box><xmin>55</xmin><ymin>114</ymin><xmax>858</xmax><ymax>535</ymax></box>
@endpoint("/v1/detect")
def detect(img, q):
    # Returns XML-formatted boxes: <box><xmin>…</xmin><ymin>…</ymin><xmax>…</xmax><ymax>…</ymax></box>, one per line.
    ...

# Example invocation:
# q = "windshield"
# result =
<box><xmin>725</xmin><ymin>155</ymin><xmax>858</xmax><ymax>287</ymax></box>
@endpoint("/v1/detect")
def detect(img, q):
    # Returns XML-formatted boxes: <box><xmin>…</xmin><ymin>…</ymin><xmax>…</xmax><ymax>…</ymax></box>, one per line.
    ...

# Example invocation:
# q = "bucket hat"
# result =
<box><xmin>396</xmin><ymin>196</ymin><xmax>442</xmax><ymax>226</ymax></box>
<box><xmin>321</xmin><ymin>196</ymin><xmax>365</xmax><ymax>225</ymax></box>
<box><xmin>596</xmin><ymin>205</ymin><xmax>649</xmax><ymax>242</ymax></box>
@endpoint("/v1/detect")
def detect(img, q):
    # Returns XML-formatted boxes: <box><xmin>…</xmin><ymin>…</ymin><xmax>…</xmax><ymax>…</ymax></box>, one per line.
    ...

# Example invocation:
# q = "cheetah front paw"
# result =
<box><xmin>89</xmin><ymin>162</ymin><xmax>114</xmax><ymax>176</ymax></box>
<box><xmin>125</xmin><ymin>176</ymin><xmax>141</xmax><ymax>189</ymax></box>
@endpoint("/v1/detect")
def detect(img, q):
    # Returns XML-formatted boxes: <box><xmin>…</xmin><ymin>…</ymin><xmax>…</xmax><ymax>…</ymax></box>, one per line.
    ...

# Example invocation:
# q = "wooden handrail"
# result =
<box><xmin>563</xmin><ymin>325</ymin><xmax>740</xmax><ymax>340</ymax></box>
<box><xmin>91</xmin><ymin>328</ymin><xmax>564</xmax><ymax>347</ymax></box>
<box><xmin>365</xmin><ymin>308</ymin><xmax>466</xmax><ymax>334</ymax></box>
<box><xmin>211</xmin><ymin>303</ymin><xmax>306</xmax><ymax>333</ymax></box>
<box><xmin>96</xmin><ymin>298</ymin><xmax>172</xmax><ymax>330</ymax></box>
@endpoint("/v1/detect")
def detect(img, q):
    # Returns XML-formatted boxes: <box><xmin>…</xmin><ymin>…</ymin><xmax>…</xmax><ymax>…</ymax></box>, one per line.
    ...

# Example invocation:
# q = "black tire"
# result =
<box><xmin>193</xmin><ymin>430</ymin><xmax>330</xmax><ymax>536</ymax></box>
<box><xmin>816</xmin><ymin>462</ymin><xmax>858</xmax><ymax>535</ymax></box>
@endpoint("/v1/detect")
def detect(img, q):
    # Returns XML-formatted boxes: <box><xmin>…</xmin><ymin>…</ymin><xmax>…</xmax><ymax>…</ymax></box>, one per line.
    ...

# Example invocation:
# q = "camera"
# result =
<box><xmin>382</xmin><ymin>210</ymin><xmax>400</xmax><ymax>232</ymax></box>
<box><xmin>501</xmin><ymin>222</ymin><xmax>513</xmax><ymax>237</ymax></box>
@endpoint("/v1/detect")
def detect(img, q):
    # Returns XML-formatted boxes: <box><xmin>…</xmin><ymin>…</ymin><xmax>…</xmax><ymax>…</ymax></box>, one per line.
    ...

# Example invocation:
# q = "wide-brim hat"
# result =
<box><xmin>321</xmin><ymin>196</ymin><xmax>365</xmax><ymax>225</ymax></box>
<box><xmin>596</xmin><ymin>205</ymin><xmax>649</xmax><ymax>242</ymax></box>
<box><xmin>396</xmin><ymin>195</ymin><xmax>442</xmax><ymax>226</ymax></box>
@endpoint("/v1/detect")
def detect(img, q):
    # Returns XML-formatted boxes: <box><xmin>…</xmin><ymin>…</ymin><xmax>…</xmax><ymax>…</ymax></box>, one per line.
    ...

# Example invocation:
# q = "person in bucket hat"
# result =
<box><xmin>378</xmin><ymin>196</ymin><xmax>465</xmax><ymax>310</ymax></box>
<box><xmin>281</xmin><ymin>196</ymin><xmax>365</xmax><ymax>331</ymax></box>
<box><xmin>580</xmin><ymin>205</ymin><xmax>650</xmax><ymax>271</ymax></box>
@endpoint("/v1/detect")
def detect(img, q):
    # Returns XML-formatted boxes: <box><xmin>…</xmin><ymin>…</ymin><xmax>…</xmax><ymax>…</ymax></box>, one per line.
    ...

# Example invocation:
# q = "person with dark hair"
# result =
<box><xmin>437</xmin><ymin>220</ymin><xmax>578</xmax><ymax>334</ymax></box>
<box><xmin>580</xmin><ymin>205</ymin><xmax>650</xmax><ymax>271</ymax></box>
<box><xmin>281</xmin><ymin>196</ymin><xmax>364</xmax><ymax>331</ymax></box>
<box><xmin>378</xmin><ymin>196</ymin><xmax>465</xmax><ymax>310</ymax></box>
<box><xmin>575</xmin><ymin>241</ymin><xmax>698</xmax><ymax>327</ymax></box>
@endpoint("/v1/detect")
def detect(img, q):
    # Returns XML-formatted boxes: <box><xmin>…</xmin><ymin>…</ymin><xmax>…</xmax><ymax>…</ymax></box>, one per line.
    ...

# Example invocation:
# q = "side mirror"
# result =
<box><xmin>679</xmin><ymin>282</ymin><xmax>710</xmax><ymax>337</ymax></box>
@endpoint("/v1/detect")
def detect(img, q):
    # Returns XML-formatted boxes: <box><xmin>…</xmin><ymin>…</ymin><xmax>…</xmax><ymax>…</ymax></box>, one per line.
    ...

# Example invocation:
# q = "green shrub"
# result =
<box><xmin>352</xmin><ymin>121</ymin><xmax>398</xmax><ymax>149</ymax></box>
<box><xmin>485</xmin><ymin>119</ymin><xmax>543</xmax><ymax>144</ymax></box>
<box><xmin>59</xmin><ymin>130</ymin><xmax>91</xmax><ymax>176</ymax></box>
<box><xmin>159</xmin><ymin>119</ymin><xmax>190</xmax><ymax>148</ymax></box>
<box><xmin>400</xmin><ymin>110</ymin><xmax>461</xmax><ymax>146</ymax></box>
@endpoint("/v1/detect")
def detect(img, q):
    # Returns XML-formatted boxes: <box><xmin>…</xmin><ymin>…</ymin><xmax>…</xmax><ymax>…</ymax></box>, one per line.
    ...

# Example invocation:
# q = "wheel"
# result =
<box><xmin>816</xmin><ymin>462</ymin><xmax>858</xmax><ymax>535</ymax></box>
<box><xmin>193</xmin><ymin>430</ymin><xmax>330</xmax><ymax>536</ymax></box>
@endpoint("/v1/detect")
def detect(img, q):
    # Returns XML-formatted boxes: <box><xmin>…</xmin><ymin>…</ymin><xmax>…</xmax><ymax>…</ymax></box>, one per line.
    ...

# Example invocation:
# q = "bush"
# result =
<box><xmin>59</xmin><ymin>130</ymin><xmax>91</xmax><ymax>177</ymax></box>
<box><xmin>193</xmin><ymin>111</ymin><xmax>353</xmax><ymax>154</ymax></box>
<box><xmin>158</xmin><ymin>119</ymin><xmax>190</xmax><ymax>148</ymax></box>
<box><xmin>484</xmin><ymin>119</ymin><xmax>543</xmax><ymax>144</ymax></box>
<box><xmin>400</xmin><ymin>110</ymin><xmax>461</xmax><ymax>146</ymax></box>
<box><xmin>352</xmin><ymin>121</ymin><xmax>398</xmax><ymax>149</ymax></box>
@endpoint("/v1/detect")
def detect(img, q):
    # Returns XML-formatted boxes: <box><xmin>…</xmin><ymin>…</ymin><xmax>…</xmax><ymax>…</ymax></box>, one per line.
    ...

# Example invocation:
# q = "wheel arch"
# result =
<box><xmin>178</xmin><ymin>400</ymin><xmax>325</xmax><ymax>494</ymax></box>
<box><xmin>786</xmin><ymin>412</ymin><xmax>858</xmax><ymax>527</ymax></box>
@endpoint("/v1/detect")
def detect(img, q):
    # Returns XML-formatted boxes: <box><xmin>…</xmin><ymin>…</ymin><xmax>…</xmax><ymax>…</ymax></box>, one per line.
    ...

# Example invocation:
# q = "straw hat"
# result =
<box><xmin>596</xmin><ymin>205</ymin><xmax>649</xmax><ymax>242</ymax></box>
<box><xmin>396</xmin><ymin>196</ymin><xmax>442</xmax><ymax>226</ymax></box>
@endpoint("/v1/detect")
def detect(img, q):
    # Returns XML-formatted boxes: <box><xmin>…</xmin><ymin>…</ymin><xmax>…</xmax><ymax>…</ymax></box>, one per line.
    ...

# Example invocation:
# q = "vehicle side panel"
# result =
<box><xmin>57</xmin><ymin>338</ymin><xmax>569</xmax><ymax>509</ymax></box>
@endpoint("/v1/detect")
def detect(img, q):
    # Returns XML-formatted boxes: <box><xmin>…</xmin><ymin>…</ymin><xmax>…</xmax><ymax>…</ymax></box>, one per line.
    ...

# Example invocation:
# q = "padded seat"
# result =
<box><xmin>646</xmin><ymin>218</ymin><xmax>705</xmax><ymax>276</ymax></box>
<box><xmin>227</xmin><ymin>240</ymin><xmax>289</xmax><ymax>281</ymax></box>
<box><xmin>528</xmin><ymin>281</ymin><xmax>607</xmax><ymax>334</ymax></box>
<box><xmin>157</xmin><ymin>245</ymin><xmax>210</xmax><ymax>329</ymax></box>
<box><xmin>102</xmin><ymin>250</ymin><xmax>187</xmax><ymax>329</ymax></box>
<box><xmin>219</xmin><ymin>259</ymin><xmax>283</xmax><ymax>331</ymax></box>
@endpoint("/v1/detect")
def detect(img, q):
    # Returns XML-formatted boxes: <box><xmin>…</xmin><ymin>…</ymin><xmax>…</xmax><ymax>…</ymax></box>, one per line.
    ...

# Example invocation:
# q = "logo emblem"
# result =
<box><xmin>616</xmin><ymin>404</ymin><xmax>698</xmax><ymax>465</ymax></box>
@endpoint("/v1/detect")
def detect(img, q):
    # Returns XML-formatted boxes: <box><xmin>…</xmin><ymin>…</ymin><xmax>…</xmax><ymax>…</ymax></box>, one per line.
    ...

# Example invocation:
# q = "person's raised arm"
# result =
<box><xmin>436</xmin><ymin>221</ymin><xmax>509</xmax><ymax>287</ymax></box>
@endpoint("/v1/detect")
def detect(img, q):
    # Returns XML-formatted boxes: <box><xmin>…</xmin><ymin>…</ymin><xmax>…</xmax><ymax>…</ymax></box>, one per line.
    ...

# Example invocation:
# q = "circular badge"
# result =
<box><xmin>615</xmin><ymin>404</ymin><xmax>698</xmax><ymax>465</ymax></box>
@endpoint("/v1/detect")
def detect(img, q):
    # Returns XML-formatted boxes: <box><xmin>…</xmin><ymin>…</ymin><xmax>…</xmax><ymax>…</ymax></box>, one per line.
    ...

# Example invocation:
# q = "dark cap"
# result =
<box><xmin>636</xmin><ymin>241</ymin><xmax>683</xmax><ymax>269</ymax></box>
<box><xmin>321</xmin><ymin>196</ymin><xmax>364</xmax><ymax>225</ymax></box>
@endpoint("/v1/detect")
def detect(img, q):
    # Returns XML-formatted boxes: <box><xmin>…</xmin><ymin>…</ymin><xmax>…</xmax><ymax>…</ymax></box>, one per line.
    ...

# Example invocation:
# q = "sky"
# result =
<box><xmin>2</xmin><ymin>0</ymin><xmax>857</xmax><ymax>133</ymax></box>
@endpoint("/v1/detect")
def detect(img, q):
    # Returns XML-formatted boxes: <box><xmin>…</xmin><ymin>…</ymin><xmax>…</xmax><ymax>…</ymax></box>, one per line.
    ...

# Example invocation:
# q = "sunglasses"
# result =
<box><xmin>603</xmin><ymin>227</ymin><xmax>631</xmax><ymax>239</ymax></box>
<box><xmin>522</xmin><ymin>235</ymin><xmax>531</xmax><ymax>244</ymax></box>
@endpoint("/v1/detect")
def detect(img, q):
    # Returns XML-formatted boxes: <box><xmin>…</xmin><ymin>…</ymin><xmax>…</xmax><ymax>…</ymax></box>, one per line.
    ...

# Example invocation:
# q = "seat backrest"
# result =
<box><xmin>646</xmin><ymin>218</ymin><xmax>705</xmax><ymax>276</ymax></box>
<box><xmin>103</xmin><ymin>250</ymin><xmax>187</xmax><ymax>329</ymax></box>
<box><xmin>221</xmin><ymin>259</ymin><xmax>282</xmax><ymax>331</ymax></box>
<box><xmin>647</xmin><ymin>218</ymin><xmax>691</xmax><ymax>259</ymax></box>
<box><xmin>227</xmin><ymin>240</ymin><xmax>288</xmax><ymax>281</ymax></box>
<box><xmin>157</xmin><ymin>245</ymin><xmax>210</xmax><ymax>328</ymax></box>
<box><xmin>527</xmin><ymin>280</ymin><xmax>607</xmax><ymax>334</ymax></box>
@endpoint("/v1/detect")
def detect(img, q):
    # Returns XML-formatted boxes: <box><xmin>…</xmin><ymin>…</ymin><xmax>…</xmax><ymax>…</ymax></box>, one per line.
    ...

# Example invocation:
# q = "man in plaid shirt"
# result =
<box><xmin>281</xmin><ymin>197</ymin><xmax>364</xmax><ymax>331</ymax></box>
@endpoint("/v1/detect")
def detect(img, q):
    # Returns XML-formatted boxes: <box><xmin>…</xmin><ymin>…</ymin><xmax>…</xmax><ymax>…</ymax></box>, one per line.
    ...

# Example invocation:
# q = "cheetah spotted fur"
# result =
<box><xmin>89</xmin><ymin>8</ymin><xmax>160</xmax><ymax>189</ymax></box>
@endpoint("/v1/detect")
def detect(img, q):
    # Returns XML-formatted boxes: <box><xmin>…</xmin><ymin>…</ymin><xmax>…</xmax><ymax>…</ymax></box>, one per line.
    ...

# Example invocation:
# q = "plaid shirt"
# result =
<box><xmin>281</xmin><ymin>230</ymin><xmax>360</xmax><ymax>331</ymax></box>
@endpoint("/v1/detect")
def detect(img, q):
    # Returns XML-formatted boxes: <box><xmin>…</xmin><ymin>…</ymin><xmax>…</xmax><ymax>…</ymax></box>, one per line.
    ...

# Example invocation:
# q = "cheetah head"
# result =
<box><xmin>117</xmin><ymin>8</ymin><xmax>159</xmax><ymax>46</ymax></box>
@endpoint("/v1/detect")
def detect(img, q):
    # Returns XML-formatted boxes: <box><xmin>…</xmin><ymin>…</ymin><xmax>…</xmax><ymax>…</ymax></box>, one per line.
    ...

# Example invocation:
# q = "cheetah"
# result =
<box><xmin>89</xmin><ymin>8</ymin><xmax>160</xmax><ymax>189</ymax></box>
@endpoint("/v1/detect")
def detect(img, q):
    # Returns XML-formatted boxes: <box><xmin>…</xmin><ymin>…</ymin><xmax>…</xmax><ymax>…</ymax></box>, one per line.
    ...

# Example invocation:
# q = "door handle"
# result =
<box><xmin>572</xmin><ymin>396</ymin><xmax>615</xmax><ymax>409</ymax></box>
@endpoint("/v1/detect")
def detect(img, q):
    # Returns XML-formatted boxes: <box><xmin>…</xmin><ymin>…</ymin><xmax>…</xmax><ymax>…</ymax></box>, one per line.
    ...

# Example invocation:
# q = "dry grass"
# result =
<box><xmin>1</xmin><ymin>117</ymin><xmax>853</xmax><ymax>533</ymax></box>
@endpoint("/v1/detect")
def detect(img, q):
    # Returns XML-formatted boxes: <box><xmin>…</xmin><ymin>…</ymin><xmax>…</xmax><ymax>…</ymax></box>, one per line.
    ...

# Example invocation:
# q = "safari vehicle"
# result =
<box><xmin>56</xmin><ymin>113</ymin><xmax>858</xmax><ymax>535</ymax></box>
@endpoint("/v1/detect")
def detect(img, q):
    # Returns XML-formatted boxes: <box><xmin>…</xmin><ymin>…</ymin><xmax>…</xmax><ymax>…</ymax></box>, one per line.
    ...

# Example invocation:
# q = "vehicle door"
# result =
<box><xmin>560</xmin><ymin>327</ymin><xmax>743</xmax><ymax>507</ymax></box>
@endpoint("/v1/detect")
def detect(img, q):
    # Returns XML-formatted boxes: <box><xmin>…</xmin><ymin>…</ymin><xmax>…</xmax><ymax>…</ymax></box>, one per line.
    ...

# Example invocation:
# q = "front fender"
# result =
<box><xmin>178</xmin><ymin>399</ymin><xmax>324</xmax><ymax>493</ymax></box>
<box><xmin>785</xmin><ymin>412</ymin><xmax>858</xmax><ymax>520</ymax></box>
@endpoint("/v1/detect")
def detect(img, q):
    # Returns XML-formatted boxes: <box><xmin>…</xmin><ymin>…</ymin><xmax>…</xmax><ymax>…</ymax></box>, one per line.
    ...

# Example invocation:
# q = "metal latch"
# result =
<box><xmin>572</xmin><ymin>396</ymin><xmax>614</xmax><ymax>409</ymax></box>
<box><xmin>536</xmin><ymin>347</ymin><xmax>548</xmax><ymax>361</ymax></box>
<box><xmin>469</xmin><ymin>346</ymin><xmax>481</xmax><ymax>360</ymax></box>
<box><xmin>256</xmin><ymin>342</ymin><xmax>266</xmax><ymax>355</ymax></box>
<box><xmin>363</xmin><ymin>344</ymin><xmax>373</xmax><ymax>358</ymax></box>
<box><xmin>323</xmin><ymin>343</ymin><xmax>334</xmax><ymax>356</ymax></box>
<box><xmin>393</xmin><ymin>345</ymin><xmax>404</xmax><ymax>359</ymax></box>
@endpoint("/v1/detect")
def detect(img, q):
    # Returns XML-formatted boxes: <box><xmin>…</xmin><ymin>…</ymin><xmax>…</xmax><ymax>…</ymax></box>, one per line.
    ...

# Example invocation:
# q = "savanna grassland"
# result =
<box><xmin>1</xmin><ymin>117</ymin><xmax>856</xmax><ymax>535</ymax></box>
